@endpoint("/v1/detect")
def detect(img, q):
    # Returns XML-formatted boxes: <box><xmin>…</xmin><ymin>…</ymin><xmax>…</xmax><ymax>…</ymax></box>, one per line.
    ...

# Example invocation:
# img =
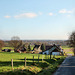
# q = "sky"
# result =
<box><xmin>0</xmin><ymin>0</ymin><xmax>75</xmax><ymax>40</ymax></box>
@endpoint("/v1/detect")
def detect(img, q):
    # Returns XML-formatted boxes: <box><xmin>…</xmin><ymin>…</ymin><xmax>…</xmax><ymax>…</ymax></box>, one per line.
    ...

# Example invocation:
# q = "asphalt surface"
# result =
<box><xmin>54</xmin><ymin>56</ymin><xmax>75</xmax><ymax>75</ymax></box>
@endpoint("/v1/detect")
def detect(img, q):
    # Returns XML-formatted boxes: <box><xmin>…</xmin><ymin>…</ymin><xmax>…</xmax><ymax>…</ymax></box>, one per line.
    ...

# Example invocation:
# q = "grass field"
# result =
<box><xmin>61</xmin><ymin>46</ymin><xmax>74</xmax><ymax>55</ymax></box>
<box><xmin>62</xmin><ymin>46</ymin><xmax>71</xmax><ymax>49</ymax></box>
<box><xmin>0</xmin><ymin>52</ymin><xmax>66</xmax><ymax>75</ymax></box>
<box><xmin>2</xmin><ymin>46</ymin><xmax>34</xmax><ymax>50</ymax></box>
<box><xmin>2</xmin><ymin>47</ymin><xmax>14</xmax><ymax>50</ymax></box>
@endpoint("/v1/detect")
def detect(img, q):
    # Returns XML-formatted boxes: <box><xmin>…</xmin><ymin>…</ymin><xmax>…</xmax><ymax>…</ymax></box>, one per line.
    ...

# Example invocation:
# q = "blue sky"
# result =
<box><xmin>0</xmin><ymin>0</ymin><xmax>75</xmax><ymax>40</ymax></box>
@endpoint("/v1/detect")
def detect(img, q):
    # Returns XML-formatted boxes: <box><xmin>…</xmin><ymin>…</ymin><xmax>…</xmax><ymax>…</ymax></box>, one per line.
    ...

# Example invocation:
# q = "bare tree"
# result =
<box><xmin>68</xmin><ymin>31</ymin><xmax>75</xmax><ymax>56</ymax></box>
<box><xmin>0</xmin><ymin>40</ymin><xmax>4</xmax><ymax>49</ymax></box>
<box><xmin>10</xmin><ymin>36</ymin><xmax>23</xmax><ymax>52</ymax></box>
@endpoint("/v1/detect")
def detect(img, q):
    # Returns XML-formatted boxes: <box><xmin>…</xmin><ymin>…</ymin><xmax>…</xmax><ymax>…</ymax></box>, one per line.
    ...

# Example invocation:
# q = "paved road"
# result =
<box><xmin>54</xmin><ymin>56</ymin><xmax>75</xmax><ymax>75</ymax></box>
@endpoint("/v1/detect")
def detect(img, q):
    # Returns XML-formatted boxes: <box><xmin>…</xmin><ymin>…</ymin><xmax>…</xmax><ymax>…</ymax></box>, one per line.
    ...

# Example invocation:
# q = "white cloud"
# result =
<box><xmin>67</xmin><ymin>11</ymin><xmax>72</xmax><ymax>13</ymax></box>
<box><xmin>49</xmin><ymin>13</ymin><xmax>53</xmax><ymax>16</ymax></box>
<box><xmin>67</xmin><ymin>15</ymin><xmax>72</xmax><ymax>17</ymax></box>
<box><xmin>38</xmin><ymin>12</ymin><xmax>42</xmax><ymax>15</ymax></box>
<box><xmin>72</xmin><ymin>8</ymin><xmax>75</xmax><ymax>14</ymax></box>
<box><xmin>59</xmin><ymin>9</ymin><xmax>73</xmax><ymax>14</ymax></box>
<box><xmin>14</xmin><ymin>13</ymin><xmax>37</xmax><ymax>18</ymax></box>
<box><xmin>4</xmin><ymin>15</ymin><xmax>11</xmax><ymax>18</ymax></box>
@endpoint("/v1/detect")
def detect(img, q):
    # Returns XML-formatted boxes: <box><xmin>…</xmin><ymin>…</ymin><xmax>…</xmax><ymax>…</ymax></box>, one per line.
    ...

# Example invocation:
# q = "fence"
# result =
<box><xmin>11</xmin><ymin>54</ymin><xmax>56</xmax><ymax>69</ymax></box>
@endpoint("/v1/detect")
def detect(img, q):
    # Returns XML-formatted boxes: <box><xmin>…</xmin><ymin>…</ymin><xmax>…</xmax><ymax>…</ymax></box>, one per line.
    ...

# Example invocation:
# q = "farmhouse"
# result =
<box><xmin>32</xmin><ymin>44</ymin><xmax>42</xmax><ymax>53</ymax></box>
<box><xmin>42</xmin><ymin>44</ymin><xmax>63</xmax><ymax>55</ymax></box>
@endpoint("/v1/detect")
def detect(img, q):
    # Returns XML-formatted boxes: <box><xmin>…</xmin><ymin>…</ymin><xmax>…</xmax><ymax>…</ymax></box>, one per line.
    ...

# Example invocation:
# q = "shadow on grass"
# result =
<box><xmin>0</xmin><ymin>58</ymin><xmax>65</xmax><ymax>75</ymax></box>
<box><xmin>0</xmin><ymin>60</ymin><xmax>49</xmax><ymax>68</ymax></box>
<box><xmin>0</xmin><ymin>69</ymin><xmax>34</xmax><ymax>75</ymax></box>
<box><xmin>0</xmin><ymin>57</ymin><xmax>61</xmax><ymax>67</ymax></box>
<box><xmin>17</xmin><ymin>58</ymin><xmax>56</xmax><ymax>63</ymax></box>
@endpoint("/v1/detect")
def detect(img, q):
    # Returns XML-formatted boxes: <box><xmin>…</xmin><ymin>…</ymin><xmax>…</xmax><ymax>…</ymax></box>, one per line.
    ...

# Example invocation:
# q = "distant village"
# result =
<box><xmin>0</xmin><ymin>38</ymin><xmax>66</xmax><ymax>55</ymax></box>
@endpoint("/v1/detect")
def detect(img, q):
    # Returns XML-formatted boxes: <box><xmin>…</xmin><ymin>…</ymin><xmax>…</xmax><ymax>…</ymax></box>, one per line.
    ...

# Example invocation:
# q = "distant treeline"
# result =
<box><xmin>4</xmin><ymin>40</ymin><xmax>67</xmax><ymax>47</ymax></box>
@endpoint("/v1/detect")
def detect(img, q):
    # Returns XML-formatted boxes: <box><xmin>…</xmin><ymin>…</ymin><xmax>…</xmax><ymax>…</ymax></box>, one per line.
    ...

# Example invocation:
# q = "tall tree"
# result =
<box><xmin>27</xmin><ymin>44</ymin><xmax>31</xmax><ymax>51</ymax></box>
<box><xmin>9</xmin><ymin>36</ymin><xmax>22</xmax><ymax>52</ymax></box>
<box><xmin>24</xmin><ymin>43</ymin><xmax>29</xmax><ymax>51</ymax></box>
<box><xmin>41</xmin><ymin>44</ymin><xmax>46</xmax><ymax>52</ymax></box>
<box><xmin>0</xmin><ymin>40</ymin><xmax>4</xmax><ymax>49</ymax></box>
<box><xmin>68</xmin><ymin>31</ymin><xmax>75</xmax><ymax>56</ymax></box>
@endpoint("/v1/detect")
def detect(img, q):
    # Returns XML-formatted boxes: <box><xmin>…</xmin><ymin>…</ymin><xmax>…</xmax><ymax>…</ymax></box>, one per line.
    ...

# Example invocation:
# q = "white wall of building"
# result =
<box><xmin>42</xmin><ymin>50</ymin><xmax>49</xmax><ymax>55</ymax></box>
<box><xmin>52</xmin><ymin>52</ymin><xmax>60</xmax><ymax>55</ymax></box>
<box><xmin>42</xmin><ymin>50</ymin><xmax>60</xmax><ymax>55</ymax></box>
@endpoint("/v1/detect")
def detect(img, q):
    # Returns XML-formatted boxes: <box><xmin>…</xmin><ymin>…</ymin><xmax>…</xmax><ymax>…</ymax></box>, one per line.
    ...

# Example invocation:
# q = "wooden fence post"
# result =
<box><xmin>48</xmin><ymin>55</ymin><xmax>49</xmax><ymax>59</ymax></box>
<box><xmin>50</xmin><ymin>54</ymin><xmax>51</xmax><ymax>59</ymax></box>
<box><xmin>25</xmin><ymin>57</ymin><xmax>26</xmax><ymax>67</ymax></box>
<box><xmin>47</xmin><ymin>55</ymin><xmax>48</xmax><ymax>59</ymax></box>
<box><xmin>42</xmin><ymin>55</ymin><xmax>43</xmax><ymax>62</ymax></box>
<box><xmin>11</xmin><ymin>59</ymin><xmax>13</xmax><ymax>70</ymax></box>
<box><xmin>53</xmin><ymin>54</ymin><xmax>55</xmax><ymax>58</ymax></box>
<box><xmin>33</xmin><ymin>56</ymin><xmax>34</xmax><ymax>64</ymax></box>
<box><xmin>38</xmin><ymin>55</ymin><xmax>39</xmax><ymax>63</ymax></box>
<box><xmin>54</xmin><ymin>54</ymin><xmax>55</xmax><ymax>58</ymax></box>
<box><xmin>45</xmin><ymin>54</ymin><xmax>46</xmax><ymax>59</ymax></box>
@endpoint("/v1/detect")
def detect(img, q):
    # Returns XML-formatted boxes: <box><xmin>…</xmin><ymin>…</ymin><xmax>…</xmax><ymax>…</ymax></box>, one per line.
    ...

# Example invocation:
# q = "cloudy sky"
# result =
<box><xmin>0</xmin><ymin>0</ymin><xmax>75</xmax><ymax>40</ymax></box>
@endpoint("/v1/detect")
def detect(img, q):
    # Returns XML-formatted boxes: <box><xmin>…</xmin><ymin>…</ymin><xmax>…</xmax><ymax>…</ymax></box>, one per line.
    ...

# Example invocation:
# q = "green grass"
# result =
<box><xmin>62</xmin><ymin>46</ymin><xmax>71</xmax><ymax>49</ymax></box>
<box><xmin>66</xmin><ymin>52</ymin><xmax>73</xmax><ymax>54</ymax></box>
<box><xmin>2</xmin><ymin>47</ymin><xmax>14</xmax><ymax>50</ymax></box>
<box><xmin>0</xmin><ymin>52</ymin><xmax>66</xmax><ymax>75</ymax></box>
<box><xmin>30</xmin><ymin>45</ymin><xmax>34</xmax><ymax>50</ymax></box>
<box><xmin>2</xmin><ymin>46</ymin><xmax>34</xmax><ymax>50</ymax></box>
<box><xmin>62</xmin><ymin>45</ymin><xmax>73</xmax><ymax>55</ymax></box>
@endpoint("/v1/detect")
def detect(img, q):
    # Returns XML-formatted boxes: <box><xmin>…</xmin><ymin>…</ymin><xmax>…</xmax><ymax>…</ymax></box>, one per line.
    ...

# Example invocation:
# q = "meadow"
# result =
<box><xmin>62</xmin><ymin>46</ymin><xmax>73</xmax><ymax>55</ymax></box>
<box><xmin>0</xmin><ymin>52</ymin><xmax>66</xmax><ymax>75</ymax></box>
<box><xmin>2</xmin><ymin>47</ymin><xmax>14</xmax><ymax>50</ymax></box>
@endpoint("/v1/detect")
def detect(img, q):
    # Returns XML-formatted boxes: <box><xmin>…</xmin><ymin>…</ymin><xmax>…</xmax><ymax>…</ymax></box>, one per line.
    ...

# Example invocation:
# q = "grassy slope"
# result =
<box><xmin>62</xmin><ymin>46</ymin><xmax>71</xmax><ymax>49</ymax></box>
<box><xmin>0</xmin><ymin>52</ymin><xmax>66</xmax><ymax>75</ymax></box>
<box><xmin>62</xmin><ymin>46</ymin><xmax>73</xmax><ymax>55</ymax></box>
